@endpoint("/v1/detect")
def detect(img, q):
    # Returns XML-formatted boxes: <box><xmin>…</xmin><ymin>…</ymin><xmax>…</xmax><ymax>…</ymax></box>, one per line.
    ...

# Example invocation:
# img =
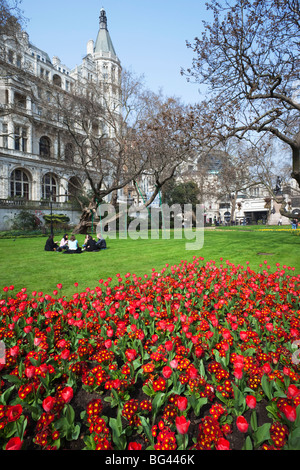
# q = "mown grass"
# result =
<box><xmin>0</xmin><ymin>227</ymin><xmax>299</xmax><ymax>298</ymax></box>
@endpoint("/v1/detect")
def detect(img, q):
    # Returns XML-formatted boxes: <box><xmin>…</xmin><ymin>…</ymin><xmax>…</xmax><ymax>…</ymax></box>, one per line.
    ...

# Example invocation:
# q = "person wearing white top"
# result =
<box><xmin>63</xmin><ymin>235</ymin><xmax>81</xmax><ymax>253</ymax></box>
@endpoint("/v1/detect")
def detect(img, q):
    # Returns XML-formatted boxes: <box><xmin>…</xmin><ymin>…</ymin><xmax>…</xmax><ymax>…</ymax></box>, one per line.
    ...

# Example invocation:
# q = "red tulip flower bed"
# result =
<box><xmin>1</xmin><ymin>257</ymin><xmax>300</xmax><ymax>451</ymax></box>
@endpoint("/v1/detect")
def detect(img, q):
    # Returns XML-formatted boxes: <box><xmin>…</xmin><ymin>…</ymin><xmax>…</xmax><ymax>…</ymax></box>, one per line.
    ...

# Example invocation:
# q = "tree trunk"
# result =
<box><xmin>292</xmin><ymin>146</ymin><xmax>300</xmax><ymax>188</ymax></box>
<box><xmin>73</xmin><ymin>202</ymin><xmax>97</xmax><ymax>234</ymax></box>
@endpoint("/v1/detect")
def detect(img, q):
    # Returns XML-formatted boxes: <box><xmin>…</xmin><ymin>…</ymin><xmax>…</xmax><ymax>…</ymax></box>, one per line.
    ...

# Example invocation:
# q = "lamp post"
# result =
<box><xmin>50</xmin><ymin>190</ymin><xmax>53</xmax><ymax>237</ymax></box>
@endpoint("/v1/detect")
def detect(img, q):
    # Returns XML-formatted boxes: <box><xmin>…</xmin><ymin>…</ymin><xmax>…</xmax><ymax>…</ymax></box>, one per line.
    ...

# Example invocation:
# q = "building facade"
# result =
<box><xmin>0</xmin><ymin>8</ymin><xmax>121</xmax><ymax>230</ymax></box>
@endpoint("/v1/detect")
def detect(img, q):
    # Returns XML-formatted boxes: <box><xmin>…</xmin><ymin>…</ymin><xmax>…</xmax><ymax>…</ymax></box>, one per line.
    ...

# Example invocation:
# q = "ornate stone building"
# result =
<box><xmin>0</xmin><ymin>8</ymin><xmax>121</xmax><ymax>230</ymax></box>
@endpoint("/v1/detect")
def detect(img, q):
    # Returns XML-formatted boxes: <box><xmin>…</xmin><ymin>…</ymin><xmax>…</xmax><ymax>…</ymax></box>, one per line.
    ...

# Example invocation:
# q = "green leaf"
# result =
<box><xmin>0</xmin><ymin>385</ymin><xmax>15</xmax><ymax>405</ymax></box>
<box><xmin>142</xmin><ymin>383</ymin><xmax>155</xmax><ymax>397</ymax></box>
<box><xmin>65</xmin><ymin>404</ymin><xmax>75</xmax><ymax>425</ymax></box>
<box><xmin>253</xmin><ymin>422</ymin><xmax>271</xmax><ymax>447</ymax></box>
<box><xmin>243</xmin><ymin>435</ymin><xmax>253</xmax><ymax>450</ymax></box>
<box><xmin>295</xmin><ymin>405</ymin><xmax>300</xmax><ymax>428</ymax></box>
<box><xmin>199</xmin><ymin>359</ymin><xmax>206</xmax><ymax>379</ymax></box>
<box><xmin>71</xmin><ymin>424</ymin><xmax>81</xmax><ymax>441</ymax></box>
<box><xmin>286</xmin><ymin>427</ymin><xmax>300</xmax><ymax>450</ymax></box>
<box><xmin>140</xmin><ymin>416</ymin><xmax>153</xmax><ymax>444</ymax></box>
<box><xmin>261</xmin><ymin>375</ymin><xmax>272</xmax><ymax>400</ymax></box>
<box><xmin>232</xmin><ymin>383</ymin><xmax>246</xmax><ymax>414</ymax></box>
<box><xmin>109</xmin><ymin>416</ymin><xmax>127</xmax><ymax>450</ymax></box>
<box><xmin>250</xmin><ymin>410</ymin><xmax>257</xmax><ymax>432</ymax></box>
<box><xmin>152</xmin><ymin>392</ymin><xmax>165</xmax><ymax>413</ymax></box>
<box><xmin>2</xmin><ymin>374</ymin><xmax>21</xmax><ymax>385</ymax></box>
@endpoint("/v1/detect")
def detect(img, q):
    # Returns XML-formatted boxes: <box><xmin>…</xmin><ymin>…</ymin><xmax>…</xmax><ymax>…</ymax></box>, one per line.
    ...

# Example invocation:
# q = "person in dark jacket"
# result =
<box><xmin>85</xmin><ymin>235</ymin><xmax>99</xmax><ymax>252</ymax></box>
<box><xmin>95</xmin><ymin>236</ymin><xmax>107</xmax><ymax>250</ymax></box>
<box><xmin>44</xmin><ymin>235</ymin><xmax>59</xmax><ymax>251</ymax></box>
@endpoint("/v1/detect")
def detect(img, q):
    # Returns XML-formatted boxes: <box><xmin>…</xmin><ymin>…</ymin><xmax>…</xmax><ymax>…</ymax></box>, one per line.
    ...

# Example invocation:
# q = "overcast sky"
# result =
<box><xmin>20</xmin><ymin>0</ymin><xmax>213</xmax><ymax>104</ymax></box>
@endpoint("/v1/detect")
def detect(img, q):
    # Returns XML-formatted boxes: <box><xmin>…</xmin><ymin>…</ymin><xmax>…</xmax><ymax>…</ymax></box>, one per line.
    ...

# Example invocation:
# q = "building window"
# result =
<box><xmin>16</xmin><ymin>54</ymin><xmax>22</xmax><ymax>67</ymax></box>
<box><xmin>10</xmin><ymin>169</ymin><xmax>31</xmax><ymax>199</ymax></box>
<box><xmin>14</xmin><ymin>92</ymin><xmax>27</xmax><ymax>109</ymax></box>
<box><xmin>42</xmin><ymin>173</ymin><xmax>58</xmax><ymax>201</ymax></box>
<box><xmin>65</xmin><ymin>142</ymin><xmax>74</xmax><ymax>162</ymax></box>
<box><xmin>2</xmin><ymin>123</ymin><xmax>8</xmax><ymax>148</ymax></box>
<box><xmin>39</xmin><ymin>136</ymin><xmax>51</xmax><ymax>158</ymax></box>
<box><xmin>53</xmin><ymin>74</ymin><xmax>62</xmax><ymax>87</ymax></box>
<box><xmin>8</xmin><ymin>49</ymin><xmax>14</xmax><ymax>64</ymax></box>
<box><xmin>14</xmin><ymin>126</ymin><xmax>27</xmax><ymax>152</ymax></box>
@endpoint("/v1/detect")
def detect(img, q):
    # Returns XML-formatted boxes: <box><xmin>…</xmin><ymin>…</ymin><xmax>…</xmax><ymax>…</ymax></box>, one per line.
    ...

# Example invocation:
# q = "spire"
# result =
<box><xmin>99</xmin><ymin>8</ymin><xmax>107</xmax><ymax>30</ymax></box>
<box><xmin>94</xmin><ymin>7</ymin><xmax>117</xmax><ymax>57</ymax></box>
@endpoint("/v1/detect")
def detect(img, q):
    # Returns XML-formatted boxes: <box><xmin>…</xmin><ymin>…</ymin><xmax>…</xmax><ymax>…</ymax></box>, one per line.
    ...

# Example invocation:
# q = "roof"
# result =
<box><xmin>94</xmin><ymin>8</ymin><xmax>117</xmax><ymax>58</ymax></box>
<box><xmin>29</xmin><ymin>42</ymin><xmax>52</xmax><ymax>64</ymax></box>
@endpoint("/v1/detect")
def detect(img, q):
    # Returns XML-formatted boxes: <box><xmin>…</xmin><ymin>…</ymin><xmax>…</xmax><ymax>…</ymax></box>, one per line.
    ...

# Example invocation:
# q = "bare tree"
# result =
<box><xmin>134</xmin><ymin>96</ymin><xmax>196</xmax><ymax>209</ymax></box>
<box><xmin>183</xmin><ymin>0</ymin><xmax>300</xmax><ymax>198</ymax></box>
<box><xmin>0</xmin><ymin>0</ymin><xmax>23</xmax><ymax>37</ymax></box>
<box><xmin>42</xmin><ymin>69</ymin><xmax>153</xmax><ymax>233</ymax></box>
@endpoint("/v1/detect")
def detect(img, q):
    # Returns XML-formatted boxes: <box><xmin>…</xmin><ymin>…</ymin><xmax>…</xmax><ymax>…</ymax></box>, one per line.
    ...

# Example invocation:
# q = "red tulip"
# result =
<box><xmin>162</xmin><ymin>366</ymin><xmax>172</xmax><ymax>379</ymax></box>
<box><xmin>125</xmin><ymin>349</ymin><xmax>137</xmax><ymax>361</ymax></box>
<box><xmin>10</xmin><ymin>345</ymin><xmax>19</xmax><ymax>357</ymax></box>
<box><xmin>239</xmin><ymin>331</ymin><xmax>248</xmax><ymax>341</ymax></box>
<box><xmin>177</xmin><ymin>396</ymin><xmax>188</xmax><ymax>411</ymax></box>
<box><xmin>5</xmin><ymin>437</ymin><xmax>23</xmax><ymax>450</ymax></box>
<box><xmin>25</xmin><ymin>366</ymin><xmax>35</xmax><ymax>379</ymax></box>
<box><xmin>245</xmin><ymin>395</ymin><xmax>257</xmax><ymax>409</ymax></box>
<box><xmin>6</xmin><ymin>404</ymin><xmax>22</xmax><ymax>422</ymax></box>
<box><xmin>175</xmin><ymin>415</ymin><xmax>190</xmax><ymax>434</ymax></box>
<box><xmin>287</xmin><ymin>385</ymin><xmax>300</xmax><ymax>398</ymax></box>
<box><xmin>236</xmin><ymin>415</ymin><xmax>249</xmax><ymax>433</ymax></box>
<box><xmin>61</xmin><ymin>386</ymin><xmax>73</xmax><ymax>404</ymax></box>
<box><xmin>233</xmin><ymin>367</ymin><xmax>243</xmax><ymax>379</ymax></box>
<box><xmin>216</xmin><ymin>437</ymin><xmax>230</xmax><ymax>450</ymax></box>
<box><xmin>128</xmin><ymin>442</ymin><xmax>142</xmax><ymax>450</ymax></box>
<box><xmin>42</xmin><ymin>396</ymin><xmax>55</xmax><ymax>412</ymax></box>
<box><xmin>61</xmin><ymin>349</ymin><xmax>70</xmax><ymax>360</ymax></box>
<box><xmin>283</xmin><ymin>405</ymin><xmax>297</xmax><ymax>422</ymax></box>
<box><xmin>187</xmin><ymin>365</ymin><xmax>198</xmax><ymax>379</ymax></box>
<box><xmin>170</xmin><ymin>359</ymin><xmax>178</xmax><ymax>369</ymax></box>
<box><xmin>165</xmin><ymin>340</ymin><xmax>173</xmax><ymax>351</ymax></box>
<box><xmin>262</xmin><ymin>363</ymin><xmax>272</xmax><ymax>374</ymax></box>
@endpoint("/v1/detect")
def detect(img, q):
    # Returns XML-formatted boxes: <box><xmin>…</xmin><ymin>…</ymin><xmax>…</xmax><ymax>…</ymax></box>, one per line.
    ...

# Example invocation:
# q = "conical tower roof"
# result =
<box><xmin>94</xmin><ymin>8</ymin><xmax>117</xmax><ymax>58</ymax></box>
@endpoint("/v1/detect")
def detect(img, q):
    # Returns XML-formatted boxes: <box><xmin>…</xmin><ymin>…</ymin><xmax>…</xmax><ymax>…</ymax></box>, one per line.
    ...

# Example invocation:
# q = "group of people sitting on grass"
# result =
<box><xmin>44</xmin><ymin>233</ymin><xmax>106</xmax><ymax>253</ymax></box>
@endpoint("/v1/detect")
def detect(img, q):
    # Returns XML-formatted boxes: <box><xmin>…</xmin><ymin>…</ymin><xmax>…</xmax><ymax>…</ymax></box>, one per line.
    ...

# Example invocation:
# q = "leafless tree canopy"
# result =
<box><xmin>184</xmin><ymin>0</ymin><xmax>300</xmax><ymax>186</ymax></box>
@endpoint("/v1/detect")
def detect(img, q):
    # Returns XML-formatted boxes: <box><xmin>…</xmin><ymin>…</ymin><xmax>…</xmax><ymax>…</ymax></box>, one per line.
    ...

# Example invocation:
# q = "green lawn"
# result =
<box><xmin>1</xmin><ymin>227</ymin><xmax>299</xmax><ymax>298</ymax></box>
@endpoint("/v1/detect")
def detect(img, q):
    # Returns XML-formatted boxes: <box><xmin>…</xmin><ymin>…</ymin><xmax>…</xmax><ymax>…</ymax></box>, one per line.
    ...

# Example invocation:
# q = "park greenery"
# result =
<box><xmin>1</xmin><ymin>0</ymin><xmax>300</xmax><ymax>453</ymax></box>
<box><xmin>0</xmin><ymin>231</ymin><xmax>300</xmax><ymax>450</ymax></box>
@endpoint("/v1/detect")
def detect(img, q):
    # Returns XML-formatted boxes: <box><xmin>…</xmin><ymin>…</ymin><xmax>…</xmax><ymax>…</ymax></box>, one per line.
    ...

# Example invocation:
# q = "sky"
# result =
<box><xmin>19</xmin><ymin>0</ymin><xmax>213</xmax><ymax>105</ymax></box>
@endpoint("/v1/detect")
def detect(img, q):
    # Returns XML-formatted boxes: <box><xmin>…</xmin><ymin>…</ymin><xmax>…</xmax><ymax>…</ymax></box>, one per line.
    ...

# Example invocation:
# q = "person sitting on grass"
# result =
<box><xmin>57</xmin><ymin>234</ymin><xmax>69</xmax><ymax>252</ymax></box>
<box><xmin>95</xmin><ymin>234</ymin><xmax>107</xmax><ymax>250</ymax></box>
<box><xmin>82</xmin><ymin>234</ymin><xmax>89</xmax><ymax>250</ymax></box>
<box><xmin>44</xmin><ymin>235</ymin><xmax>59</xmax><ymax>252</ymax></box>
<box><xmin>85</xmin><ymin>235</ymin><xmax>99</xmax><ymax>252</ymax></box>
<box><xmin>63</xmin><ymin>235</ymin><xmax>82</xmax><ymax>253</ymax></box>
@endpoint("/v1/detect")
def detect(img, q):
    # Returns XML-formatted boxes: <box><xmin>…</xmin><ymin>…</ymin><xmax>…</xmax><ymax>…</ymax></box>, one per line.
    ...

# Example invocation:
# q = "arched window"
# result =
<box><xmin>42</xmin><ymin>173</ymin><xmax>58</xmax><ymax>201</ymax></box>
<box><xmin>10</xmin><ymin>169</ymin><xmax>31</xmax><ymax>199</ymax></box>
<box><xmin>65</xmin><ymin>142</ymin><xmax>74</xmax><ymax>163</ymax></box>
<box><xmin>53</xmin><ymin>74</ymin><xmax>62</xmax><ymax>87</ymax></box>
<box><xmin>39</xmin><ymin>136</ymin><xmax>51</xmax><ymax>158</ymax></box>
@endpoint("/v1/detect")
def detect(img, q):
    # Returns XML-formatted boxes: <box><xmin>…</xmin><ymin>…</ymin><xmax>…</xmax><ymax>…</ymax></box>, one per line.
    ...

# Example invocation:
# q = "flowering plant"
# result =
<box><xmin>0</xmin><ymin>257</ymin><xmax>300</xmax><ymax>450</ymax></box>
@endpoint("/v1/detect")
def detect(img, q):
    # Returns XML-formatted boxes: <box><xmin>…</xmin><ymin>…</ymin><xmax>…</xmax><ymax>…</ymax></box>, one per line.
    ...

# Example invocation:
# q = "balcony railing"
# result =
<box><xmin>0</xmin><ymin>199</ymin><xmax>80</xmax><ymax>210</ymax></box>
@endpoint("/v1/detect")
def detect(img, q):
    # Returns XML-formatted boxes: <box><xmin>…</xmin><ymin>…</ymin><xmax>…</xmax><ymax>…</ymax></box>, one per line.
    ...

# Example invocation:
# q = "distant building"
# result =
<box><xmin>178</xmin><ymin>152</ymin><xmax>299</xmax><ymax>226</ymax></box>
